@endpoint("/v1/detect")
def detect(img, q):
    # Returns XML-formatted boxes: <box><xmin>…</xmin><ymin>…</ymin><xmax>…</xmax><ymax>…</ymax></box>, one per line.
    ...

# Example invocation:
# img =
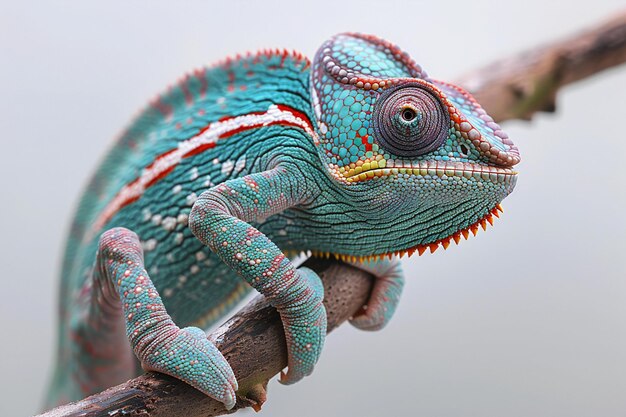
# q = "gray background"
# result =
<box><xmin>1</xmin><ymin>1</ymin><xmax>625</xmax><ymax>416</ymax></box>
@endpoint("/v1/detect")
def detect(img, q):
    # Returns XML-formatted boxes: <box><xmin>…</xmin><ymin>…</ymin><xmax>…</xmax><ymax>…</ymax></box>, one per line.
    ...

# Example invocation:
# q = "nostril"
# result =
<box><xmin>459</xmin><ymin>144</ymin><xmax>469</xmax><ymax>157</ymax></box>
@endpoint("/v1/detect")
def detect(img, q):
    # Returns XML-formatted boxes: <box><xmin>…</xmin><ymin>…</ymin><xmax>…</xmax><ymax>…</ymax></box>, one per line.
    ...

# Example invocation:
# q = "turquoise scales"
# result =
<box><xmin>46</xmin><ymin>33</ymin><xmax>519</xmax><ymax>410</ymax></box>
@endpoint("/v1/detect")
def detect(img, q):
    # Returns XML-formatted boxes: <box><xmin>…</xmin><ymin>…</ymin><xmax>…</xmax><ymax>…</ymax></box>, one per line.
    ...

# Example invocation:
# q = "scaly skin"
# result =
<box><xmin>45</xmin><ymin>33</ymin><xmax>519</xmax><ymax>410</ymax></box>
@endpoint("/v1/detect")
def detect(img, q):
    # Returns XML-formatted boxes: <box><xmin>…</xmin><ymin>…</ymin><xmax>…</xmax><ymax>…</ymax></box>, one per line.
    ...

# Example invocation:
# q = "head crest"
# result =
<box><xmin>315</xmin><ymin>33</ymin><xmax>426</xmax><ymax>90</ymax></box>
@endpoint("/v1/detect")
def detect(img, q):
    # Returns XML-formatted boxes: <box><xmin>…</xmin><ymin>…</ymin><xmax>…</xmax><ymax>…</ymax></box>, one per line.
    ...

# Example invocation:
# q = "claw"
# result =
<box><xmin>279</xmin><ymin>369</ymin><xmax>302</xmax><ymax>385</ymax></box>
<box><xmin>246</xmin><ymin>382</ymin><xmax>267</xmax><ymax>412</ymax></box>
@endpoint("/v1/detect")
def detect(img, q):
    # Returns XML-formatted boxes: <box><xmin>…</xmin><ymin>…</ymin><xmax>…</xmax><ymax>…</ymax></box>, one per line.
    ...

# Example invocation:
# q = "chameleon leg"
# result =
<box><xmin>189</xmin><ymin>167</ymin><xmax>327</xmax><ymax>384</ymax></box>
<box><xmin>348</xmin><ymin>258</ymin><xmax>404</xmax><ymax>331</ymax></box>
<box><xmin>92</xmin><ymin>227</ymin><xmax>238</xmax><ymax>408</ymax></box>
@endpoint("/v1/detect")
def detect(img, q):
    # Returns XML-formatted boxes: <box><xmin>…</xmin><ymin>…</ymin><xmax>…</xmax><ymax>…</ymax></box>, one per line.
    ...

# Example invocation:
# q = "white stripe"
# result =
<box><xmin>90</xmin><ymin>104</ymin><xmax>318</xmax><ymax>237</ymax></box>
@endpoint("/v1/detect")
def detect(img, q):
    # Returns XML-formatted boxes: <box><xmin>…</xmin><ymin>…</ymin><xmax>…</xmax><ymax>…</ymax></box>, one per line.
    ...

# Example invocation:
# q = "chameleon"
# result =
<box><xmin>44</xmin><ymin>33</ymin><xmax>520</xmax><ymax>410</ymax></box>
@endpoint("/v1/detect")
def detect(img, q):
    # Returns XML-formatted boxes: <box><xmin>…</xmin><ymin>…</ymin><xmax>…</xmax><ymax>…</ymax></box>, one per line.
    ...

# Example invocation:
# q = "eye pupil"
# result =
<box><xmin>402</xmin><ymin>108</ymin><xmax>416</xmax><ymax>121</ymax></box>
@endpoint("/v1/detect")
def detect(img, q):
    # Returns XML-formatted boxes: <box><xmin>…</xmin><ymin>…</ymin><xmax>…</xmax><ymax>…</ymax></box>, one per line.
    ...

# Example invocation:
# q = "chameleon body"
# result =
<box><xmin>45</xmin><ymin>33</ymin><xmax>519</xmax><ymax>409</ymax></box>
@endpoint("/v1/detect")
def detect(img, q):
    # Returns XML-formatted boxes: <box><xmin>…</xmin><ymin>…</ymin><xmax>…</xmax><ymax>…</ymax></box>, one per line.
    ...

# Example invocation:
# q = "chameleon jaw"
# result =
<box><xmin>302</xmin><ymin>203</ymin><xmax>504</xmax><ymax>263</ymax></box>
<box><xmin>343</xmin><ymin>160</ymin><xmax>517</xmax><ymax>184</ymax></box>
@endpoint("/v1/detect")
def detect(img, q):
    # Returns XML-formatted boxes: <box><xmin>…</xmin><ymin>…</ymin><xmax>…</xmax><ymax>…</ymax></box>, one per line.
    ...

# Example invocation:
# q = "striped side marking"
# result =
<box><xmin>91</xmin><ymin>104</ymin><xmax>318</xmax><ymax>236</ymax></box>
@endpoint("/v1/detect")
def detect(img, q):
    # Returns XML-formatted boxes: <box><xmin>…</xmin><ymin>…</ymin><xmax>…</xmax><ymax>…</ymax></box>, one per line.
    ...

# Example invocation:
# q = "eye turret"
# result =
<box><xmin>373</xmin><ymin>83</ymin><xmax>448</xmax><ymax>157</ymax></box>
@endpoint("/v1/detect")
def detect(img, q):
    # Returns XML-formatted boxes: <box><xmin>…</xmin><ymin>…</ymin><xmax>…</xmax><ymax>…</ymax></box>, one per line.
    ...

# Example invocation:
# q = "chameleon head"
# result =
<box><xmin>310</xmin><ymin>33</ymin><xmax>520</xmax><ymax>257</ymax></box>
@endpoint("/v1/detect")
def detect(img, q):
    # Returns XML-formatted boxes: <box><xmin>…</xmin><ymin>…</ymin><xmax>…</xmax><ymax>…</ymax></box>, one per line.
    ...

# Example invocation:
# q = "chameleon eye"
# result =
<box><xmin>373</xmin><ymin>83</ymin><xmax>448</xmax><ymax>157</ymax></box>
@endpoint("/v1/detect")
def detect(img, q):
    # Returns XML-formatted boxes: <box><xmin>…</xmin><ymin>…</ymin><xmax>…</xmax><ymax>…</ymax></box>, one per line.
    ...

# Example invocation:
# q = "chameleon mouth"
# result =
<box><xmin>344</xmin><ymin>160</ymin><xmax>517</xmax><ymax>183</ymax></box>
<box><xmin>308</xmin><ymin>204</ymin><xmax>504</xmax><ymax>263</ymax></box>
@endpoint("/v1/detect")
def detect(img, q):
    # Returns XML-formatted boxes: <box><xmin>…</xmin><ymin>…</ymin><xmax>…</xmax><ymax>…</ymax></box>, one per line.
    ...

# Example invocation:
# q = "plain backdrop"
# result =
<box><xmin>1</xmin><ymin>1</ymin><xmax>625</xmax><ymax>416</ymax></box>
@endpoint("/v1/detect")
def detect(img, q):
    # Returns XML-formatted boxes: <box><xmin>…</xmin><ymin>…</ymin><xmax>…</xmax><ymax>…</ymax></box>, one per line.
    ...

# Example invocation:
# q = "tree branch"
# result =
<box><xmin>456</xmin><ymin>11</ymin><xmax>626</xmax><ymax>122</ymax></box>
<box><xmin>37</xmin><ymin>10</ymin><xmax>626</xmax><ymax>417</ymax></box>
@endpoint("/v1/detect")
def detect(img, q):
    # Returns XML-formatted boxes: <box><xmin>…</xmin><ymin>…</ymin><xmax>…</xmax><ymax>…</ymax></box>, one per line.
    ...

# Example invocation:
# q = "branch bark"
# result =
<box><xmin>456</xmin><ymin>11</ymin><xmax>626</xmax><ymax>122</ymax></box>
<box><xmin>37</xmin><ymin>10</ymin><xmax>626</xmax><ymax>417</ymax></box>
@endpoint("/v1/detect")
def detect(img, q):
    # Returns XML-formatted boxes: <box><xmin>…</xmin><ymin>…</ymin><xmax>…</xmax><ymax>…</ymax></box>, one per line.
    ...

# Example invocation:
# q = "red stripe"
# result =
<box><xmin>275</xmin><ymin>104</ymin><xmax>313</xmax><ymax>127</ymax></box>
<box><xmin>218</xmin><ymin>115</ymin><xmax>235</xmax><ymax>122</ymax></box>
<box><xmin>219</xmin><ymin>122</ymin><xmax>264</xmax><ymax>139</ymax></box>
<box><xmin>145</xmin><ymin>149</ymin><xmax>177</xmax><ymax>170</ymax></box>
<box><xmin>145</xmin><ymin>166</ymin><xmax>176</xmax><ymax>188</ymax></box>
<box><xmin>182</xmin><ymin>142</ymin><xmax>216</xmax><ymax>158</ymax></box>
<box><xmin>118</xmin><ymin>194</ymin><xmax>141</xmax><ymax>212</ymax></box>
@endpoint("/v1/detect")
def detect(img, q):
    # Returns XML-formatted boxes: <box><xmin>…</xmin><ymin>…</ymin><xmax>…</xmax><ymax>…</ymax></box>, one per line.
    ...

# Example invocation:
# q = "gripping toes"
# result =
<box><xmin>141</xmin><ymin>326</ymin><xmax>238</xmax><ymax>409</ymax></box>
<box><xmin>348</xmin><ymin>258</ymin><xmax>405</xmax><ymax>331</ymax></box>
<box><xmin>97</xmin><ymin>227</ymin><xmax>238</xmax><ymax>409</ymax></box>
<box><xmin>278</xmin><ymin>267</ymin><xmax>327</xmax><ymax>385</ymax></box>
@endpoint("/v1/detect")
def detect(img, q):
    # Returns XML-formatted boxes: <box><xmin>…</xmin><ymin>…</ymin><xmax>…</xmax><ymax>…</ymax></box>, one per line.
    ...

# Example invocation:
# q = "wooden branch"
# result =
<box><xmin>37</xmin><ymin>10</ymin><xmax>626</xmax><ymax>417</ymax></box>
<box><xmin>37</xmin><ymin>259</ymin><xmax>373</xmax><ymax>417</ymax></box>
<box><xmin>455</xmin><ymin>11</ymin><xmax>626</xmax><ymax>122</ymax></box>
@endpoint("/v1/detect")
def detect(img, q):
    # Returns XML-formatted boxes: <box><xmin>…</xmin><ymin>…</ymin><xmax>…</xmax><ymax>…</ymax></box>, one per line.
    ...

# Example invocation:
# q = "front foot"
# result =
<box><xmin>141</xmin><ymin>326</ymin><xmax>238</xmax><ymax>409</ymax></box>
<box><xmin>278</xmin><ymin>267</ymin><xmax>327</xmax><ymax>385</ymax></box>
